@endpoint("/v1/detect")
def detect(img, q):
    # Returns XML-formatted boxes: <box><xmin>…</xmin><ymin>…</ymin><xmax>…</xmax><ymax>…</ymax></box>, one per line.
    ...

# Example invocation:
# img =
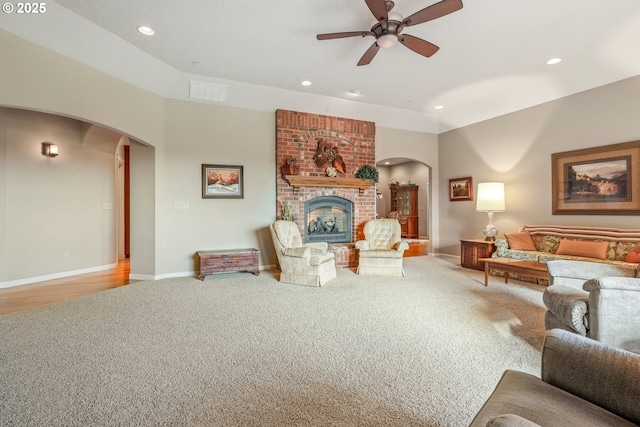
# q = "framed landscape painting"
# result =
<box><xmin>551</xmin><ymin>140</ymin><xmax>640</xmax><ymax>215</ymax></box>
<box><xmin>202</xmin><ymin>164</ymin><xmax>244</xmax><ymax>199</ymax></box>
<box><xmin>449</xmin><ymin>177</ymin><xmax>473</xmax><ymax>201</ymax></box>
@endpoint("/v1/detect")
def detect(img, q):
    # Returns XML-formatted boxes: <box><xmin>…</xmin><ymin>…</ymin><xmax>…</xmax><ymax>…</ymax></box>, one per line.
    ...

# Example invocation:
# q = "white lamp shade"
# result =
<box><xmin>476</xmin><ymin>182</ymin><xmax>505</xmax><ymax>212</ymax></box>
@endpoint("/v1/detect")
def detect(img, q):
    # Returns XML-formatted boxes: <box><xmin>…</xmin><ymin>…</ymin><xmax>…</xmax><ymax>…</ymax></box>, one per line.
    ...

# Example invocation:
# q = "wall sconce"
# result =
<box><xmin>41</xmin><ymin>142</ymin><xmax>59</xmax><ymax>157</ymax></box>
<box><xmin>476</xmin><ymin>182</ymin><xmax>505</xmax><ymax>241</ymax></box>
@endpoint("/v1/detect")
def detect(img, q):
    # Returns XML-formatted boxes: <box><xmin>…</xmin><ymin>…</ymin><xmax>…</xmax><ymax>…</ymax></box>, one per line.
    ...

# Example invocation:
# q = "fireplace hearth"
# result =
<box><xmin>305</xmin><ymin>196</ymin><xmax>353</xmax><ymax>243</ymax></box>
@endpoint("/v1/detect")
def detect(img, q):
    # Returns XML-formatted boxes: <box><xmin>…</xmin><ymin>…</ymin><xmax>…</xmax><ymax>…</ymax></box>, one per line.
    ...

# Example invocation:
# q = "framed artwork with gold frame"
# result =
<box><xmin>551</xmin><ymin>140</ymin><xmax>640</xmax><ymax>215</ymax></box>
<box><xmin>449</xmin><ymin>177</ymin><xmax>473</xmax><ymax>201</ymax></box>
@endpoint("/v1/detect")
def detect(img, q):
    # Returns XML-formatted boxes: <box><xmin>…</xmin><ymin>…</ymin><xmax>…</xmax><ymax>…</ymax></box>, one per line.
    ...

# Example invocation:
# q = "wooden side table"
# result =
<box><xmin>197</xmin><ymin>248</ymin><xmax>260</xmax><ymax>280</ymax></box>
<box><xmin>460</xmin><ymin>239</ymin><xmax>497</xmax><ymax>271</ymax></box>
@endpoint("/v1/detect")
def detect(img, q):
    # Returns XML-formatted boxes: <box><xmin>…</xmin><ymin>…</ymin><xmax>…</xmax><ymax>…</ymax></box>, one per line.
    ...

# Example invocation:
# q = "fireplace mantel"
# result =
<box><xmin>284</xmin><ymin>175</ymin><xmax>373</xmax><ymax>196</ymax></box>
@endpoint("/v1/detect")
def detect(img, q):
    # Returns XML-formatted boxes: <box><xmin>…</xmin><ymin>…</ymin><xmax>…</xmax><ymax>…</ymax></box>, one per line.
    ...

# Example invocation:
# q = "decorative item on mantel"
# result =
<box><xmin>325</xmin><ymin>167</ymin><xmax>338</xmax><ymax>177</ymax></box>
<box><xmin>354</xmin><ymin>165</ymin><xmax>379</xmax><ymax>183</ymax></box>
<box><xmin>281</xmin><ymin>156</ymin><xmax>298</xmax><ymax>176</ymax></box>
<box><xmin>313</xmin><ymin>139</ymin><xmax>346</xmax><ymax>173</ymax></box>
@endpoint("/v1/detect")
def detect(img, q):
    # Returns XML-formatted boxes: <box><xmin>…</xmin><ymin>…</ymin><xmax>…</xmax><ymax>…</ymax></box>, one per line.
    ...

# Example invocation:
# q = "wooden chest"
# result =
<box><xmin>197</xmin><ymin>248</ymin><xmax>260</xmax><ymax>280</ymax></box>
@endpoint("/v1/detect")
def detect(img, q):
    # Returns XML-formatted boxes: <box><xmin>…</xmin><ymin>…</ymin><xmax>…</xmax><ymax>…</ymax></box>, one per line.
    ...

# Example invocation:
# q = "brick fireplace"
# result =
<box><xmin>275</xmin><ymin>109</ymin><xmax>376</xmax><ymax>268</ymax></box>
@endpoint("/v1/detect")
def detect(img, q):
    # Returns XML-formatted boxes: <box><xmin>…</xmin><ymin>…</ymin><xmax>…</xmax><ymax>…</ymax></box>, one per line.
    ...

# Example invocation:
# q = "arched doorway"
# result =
<box><xmin>376</xmin><ymin>157</ymin><xmax>431</xmax><ymax>255</ymax></box>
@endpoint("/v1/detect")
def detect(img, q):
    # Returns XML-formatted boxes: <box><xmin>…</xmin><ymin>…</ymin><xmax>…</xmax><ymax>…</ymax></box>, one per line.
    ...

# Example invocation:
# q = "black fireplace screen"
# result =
<box><xmin>304</xmin><ymin>196</ymin><xmax>353</xmax><ymax>243</ymax></box>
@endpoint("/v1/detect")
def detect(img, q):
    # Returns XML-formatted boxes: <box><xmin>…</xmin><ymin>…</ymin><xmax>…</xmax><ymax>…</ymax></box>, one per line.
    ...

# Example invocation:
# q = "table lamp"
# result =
<box><xmin>476</xmin><ymin>182</ymin><xmax>505</xmax><ymax>241</ymax></box>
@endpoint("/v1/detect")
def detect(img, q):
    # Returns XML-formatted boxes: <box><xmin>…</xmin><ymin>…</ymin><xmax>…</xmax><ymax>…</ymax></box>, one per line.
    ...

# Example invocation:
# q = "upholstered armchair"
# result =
<box><xmin>269</xmin><ymin>220</ymin><xmax>337</xmax><ymax>287</ymax></box>
<box><xmin>543</xmin><ymin>259</ymin><xmax>640</xmax><ymax>353</ymax></box>
<box><xmin>355</xmin><ymin>219</ymin><xmax>409</xmax><ymax>277</ymax></box>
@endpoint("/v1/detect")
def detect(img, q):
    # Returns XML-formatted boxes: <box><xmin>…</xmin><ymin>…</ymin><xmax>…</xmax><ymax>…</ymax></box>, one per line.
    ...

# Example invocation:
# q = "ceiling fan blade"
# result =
<box><xmin>357</xmin><ymin>42</ymin><xmax>381</xmax><ymax>66</ymax></box>
<box><xmin>317</xmin><ymin>31</ymin><xmax>373</xmax><ymax>40</ymax></box>
<box><xmin>365</xmin><ymin>0</ymin><xmax>388</xmax><ymax>22</ymax></box>
<box><xmin>402</xmin><ymin>0</ymin><xmax>463</xmax><ymax>27</ymax></box>
<box><xmin>399</xmin><ymin>34</ymin><xmax>439</xmax><ymax>57</ymax></box>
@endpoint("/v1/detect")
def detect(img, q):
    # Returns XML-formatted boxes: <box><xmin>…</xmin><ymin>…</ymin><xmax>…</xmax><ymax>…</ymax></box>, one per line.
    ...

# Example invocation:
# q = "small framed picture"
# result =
<box><xmin>202</xmin><ymin>164</ymin><xmax>244</xmax><ymax>199</ymax></box>
<box><xmin>449</xmin><ymin>176</ymin><xmax>473</xmax><ymax>201</ymax></box>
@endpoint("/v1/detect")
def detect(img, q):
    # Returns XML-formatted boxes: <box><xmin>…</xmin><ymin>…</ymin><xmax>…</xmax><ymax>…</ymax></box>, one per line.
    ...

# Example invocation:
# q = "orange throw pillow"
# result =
<box><xmin>505</xmin><ymin>231</ymin><xmax>537</xmax><ymax>251</ymax></box>
<box><xmin>556</xmin><ymin>239</ymin><xmax>609</xmax><ymax>260</ymax></box>
<box><xmin>626</xmin><ymin>245</ymin><xmax>640</xmax><ymax>263</ymax></box>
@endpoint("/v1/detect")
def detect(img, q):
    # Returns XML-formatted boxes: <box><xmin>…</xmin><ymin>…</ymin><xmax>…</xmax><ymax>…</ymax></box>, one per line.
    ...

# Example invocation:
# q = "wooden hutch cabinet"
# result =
<box><xmin>390</xmin><ymin>185</ymin><xmax>419</xmax><ymax>238</ymax></box>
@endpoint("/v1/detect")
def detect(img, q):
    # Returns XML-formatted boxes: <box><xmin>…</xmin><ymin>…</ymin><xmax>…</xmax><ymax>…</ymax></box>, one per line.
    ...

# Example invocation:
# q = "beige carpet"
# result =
<box><xmin>0</xmin><ymin>256</ymin><xmax>547</xmax><ymax>426</ymax></box>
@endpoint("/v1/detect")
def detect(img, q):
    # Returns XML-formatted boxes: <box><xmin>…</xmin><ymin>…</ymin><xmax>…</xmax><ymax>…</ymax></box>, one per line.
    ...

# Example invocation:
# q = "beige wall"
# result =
<box><xmin>438</xmin><ymin>75</ymin><xmax>640</xmax><ymax>255</ymax></box>
<box><xmin>163</xmin><ymin>100</ymin><xmax>276</xmax><ymax>273</ymax></box>
<box><xmin>0</xmin><ymin>30</ymin><xmax>440</xmax><ymax>283</ymax></box>
<box><xmin>2</xmin><ymin>109</ymin><xmax>118</xmax><ymax>282</ymax></box>
<box><xmin>0</xmin><ymin>109</ymin><xmax>7</xmax><ymax>280</ymax></box>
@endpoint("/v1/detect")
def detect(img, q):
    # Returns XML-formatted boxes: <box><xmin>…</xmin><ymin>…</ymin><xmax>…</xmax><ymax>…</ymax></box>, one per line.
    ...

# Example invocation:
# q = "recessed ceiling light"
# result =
<box><xmin>547</xmin><ymin>58</ymin><xmax>562</xmax><ymax>65</ymax></box>
<box><xmin>348</xmin><ymin>90</ymin><xmax>362</xmax><ymax>97</ymax></box>
<box><xmin>137</xmin><ymin>26</ymin><xmax>155</xmax><ymax>36</ymax></box>
<box><xmin>191</xmin><ymin>61</ymin><xmax>199</xmax><ymax>66</ymax></box>
<box><xmin>384</xmin><ymin>161</ymin><xmax>390</xmax><ymax>165</ymax></box>
<box><xmin>435</xmin><ymin>105</ymin><xmax>444</xmax><ymax>110</ymax></box>
<box><xmin>301</xmin><ymin>80</ymin><xmax>312</xmax><ymax>86</ymax></box>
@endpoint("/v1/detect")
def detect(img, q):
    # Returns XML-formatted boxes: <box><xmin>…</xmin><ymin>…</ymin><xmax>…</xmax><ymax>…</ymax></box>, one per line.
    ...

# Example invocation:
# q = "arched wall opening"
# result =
<box><xmin>376</xmin><ymin>157</ymin><xmax>432</xmax><ymax>243</ymax></box>
<box><xmin>0</xmin><ymin>106</ymin><xmax>156</xmax><ymax>285</ymax></box>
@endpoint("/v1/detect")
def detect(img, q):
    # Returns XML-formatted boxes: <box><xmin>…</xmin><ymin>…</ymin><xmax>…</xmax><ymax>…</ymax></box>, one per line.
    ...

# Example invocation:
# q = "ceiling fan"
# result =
<box><xmin>317</xmin><ymin>0</ymin><xmax>463</xmax><ymax>66</ymax></box>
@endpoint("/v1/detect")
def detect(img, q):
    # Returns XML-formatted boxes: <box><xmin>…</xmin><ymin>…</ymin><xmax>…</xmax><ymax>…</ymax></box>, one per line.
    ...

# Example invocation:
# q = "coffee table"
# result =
<box><xmin>478</xmin><ymin>258</ymin><xmax>548</xmax><ymax>287</ymax></box>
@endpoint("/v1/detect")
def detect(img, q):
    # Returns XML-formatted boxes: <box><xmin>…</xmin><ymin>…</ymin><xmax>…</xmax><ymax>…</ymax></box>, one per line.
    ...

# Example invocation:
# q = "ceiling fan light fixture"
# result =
<box><xmin>377</xmin><ymin>34</ymin><xmax>398</xmax><ymax>48</ymax></box>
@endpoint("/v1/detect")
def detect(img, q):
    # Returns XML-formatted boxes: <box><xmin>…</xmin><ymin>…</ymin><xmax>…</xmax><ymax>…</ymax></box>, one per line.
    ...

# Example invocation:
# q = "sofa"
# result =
<box><xmin>469</xmin><ymin>329</ymin><xmax>640</xmax><ymax>427</ymax></box>
<box><xmin>492</xmin><ymin>225</ymin><xmax>640</xmax><ymax>282</ymax></box>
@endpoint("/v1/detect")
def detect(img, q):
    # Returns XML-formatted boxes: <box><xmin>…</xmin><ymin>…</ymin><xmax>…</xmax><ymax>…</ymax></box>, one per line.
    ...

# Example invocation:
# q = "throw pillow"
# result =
<box><xmin>505</xmin><ymin>231</ymin><xmax>537</xmax><ymax>251</ymax></box>
<box><xmin>556</xmin><ymin>239</ymin><xmax>609</xmax><ymax>260</ymax></box>
<box><xmin>625</xmin><ymin>245</ymin><xmax>640</xmax><ymax>263</ymax></box>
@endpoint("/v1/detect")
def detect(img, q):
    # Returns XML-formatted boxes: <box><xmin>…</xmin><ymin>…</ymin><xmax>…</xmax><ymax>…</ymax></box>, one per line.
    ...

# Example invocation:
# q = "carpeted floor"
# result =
<box><xmin>0</xmin><ymin>256</ymin><xmax>547</xmax><ymax>426</ymax></box>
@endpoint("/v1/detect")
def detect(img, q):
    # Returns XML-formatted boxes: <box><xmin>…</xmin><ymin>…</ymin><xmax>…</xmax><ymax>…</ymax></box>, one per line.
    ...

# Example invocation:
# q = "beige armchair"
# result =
<box><xmin>269</xmin><ymin>220</ymin><xmax>337</xmax><ymax>286</ymax></box>
<box><xmin>355</xmin><ymin>219</ymin><xmax>409</xmax><ymax>277</ymax></box>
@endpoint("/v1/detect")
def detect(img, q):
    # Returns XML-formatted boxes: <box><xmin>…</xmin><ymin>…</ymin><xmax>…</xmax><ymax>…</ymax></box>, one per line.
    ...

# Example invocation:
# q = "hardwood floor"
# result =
<box><xmin>0</xmin><ymin>260</ymin><xmax>133</xmax><ymax>315</ymax></box>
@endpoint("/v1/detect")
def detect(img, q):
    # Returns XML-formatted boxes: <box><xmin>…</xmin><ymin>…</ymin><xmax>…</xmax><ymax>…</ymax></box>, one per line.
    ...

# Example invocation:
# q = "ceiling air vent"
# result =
<box><xmin>189</xmin><ymin>81</ymin><xmax>228</xmax><ymax>103</ymax></box>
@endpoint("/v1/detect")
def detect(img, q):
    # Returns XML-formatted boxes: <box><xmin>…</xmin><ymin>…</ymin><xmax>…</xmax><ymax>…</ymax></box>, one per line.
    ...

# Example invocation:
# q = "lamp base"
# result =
<box><xmin>482</xmin><ymin>225</ymin><xmax>499</xmax><ymax>241</ymax></box>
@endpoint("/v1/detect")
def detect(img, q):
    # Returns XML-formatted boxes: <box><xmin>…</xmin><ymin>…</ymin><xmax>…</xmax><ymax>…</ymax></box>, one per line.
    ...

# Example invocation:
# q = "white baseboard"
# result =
<box><xmin>0</xmin><ymin>263</ymin><xmax>118</xmax><ymax>289</ymax></box>
<box><xmin>130</xmin><ymin>264</ymin><xmax>276</xmax><ymax>282</ymax></box>
<box><xmin>1</xmin><ymin>264</ymin><xmax>276</xmax><ymax>288</ymax></box>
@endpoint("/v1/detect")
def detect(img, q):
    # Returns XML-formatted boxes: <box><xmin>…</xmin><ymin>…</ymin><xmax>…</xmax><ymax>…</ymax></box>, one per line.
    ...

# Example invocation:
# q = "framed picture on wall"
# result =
<box><xmin>449</xmin><ymin>177</ymin><xmax>473</xmax><ymax>201</ymax></box>
<box><xmin>551</xmin><ymin>140</ymin><xmax>640</xmax><ymax>215</ymax></box>
<box><xmin>202</xmin><ymin>164</ymin><xmax>244</xmax><ymax>199</ymax></box>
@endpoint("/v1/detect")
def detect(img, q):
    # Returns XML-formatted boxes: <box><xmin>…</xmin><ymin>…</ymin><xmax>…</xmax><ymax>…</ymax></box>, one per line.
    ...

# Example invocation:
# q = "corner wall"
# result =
<box><xmin>438</xmin><ymin>75</ymin><xmax>640</xmax><ymax>255</ymax></box>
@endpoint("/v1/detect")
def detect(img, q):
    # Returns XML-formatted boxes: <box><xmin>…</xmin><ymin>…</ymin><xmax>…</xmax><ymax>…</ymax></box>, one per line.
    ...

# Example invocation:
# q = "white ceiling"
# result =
<box><xmin>2</xmin><ymin>0</ymin><xmax>640</xmax><ymax>133</ymax></box>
